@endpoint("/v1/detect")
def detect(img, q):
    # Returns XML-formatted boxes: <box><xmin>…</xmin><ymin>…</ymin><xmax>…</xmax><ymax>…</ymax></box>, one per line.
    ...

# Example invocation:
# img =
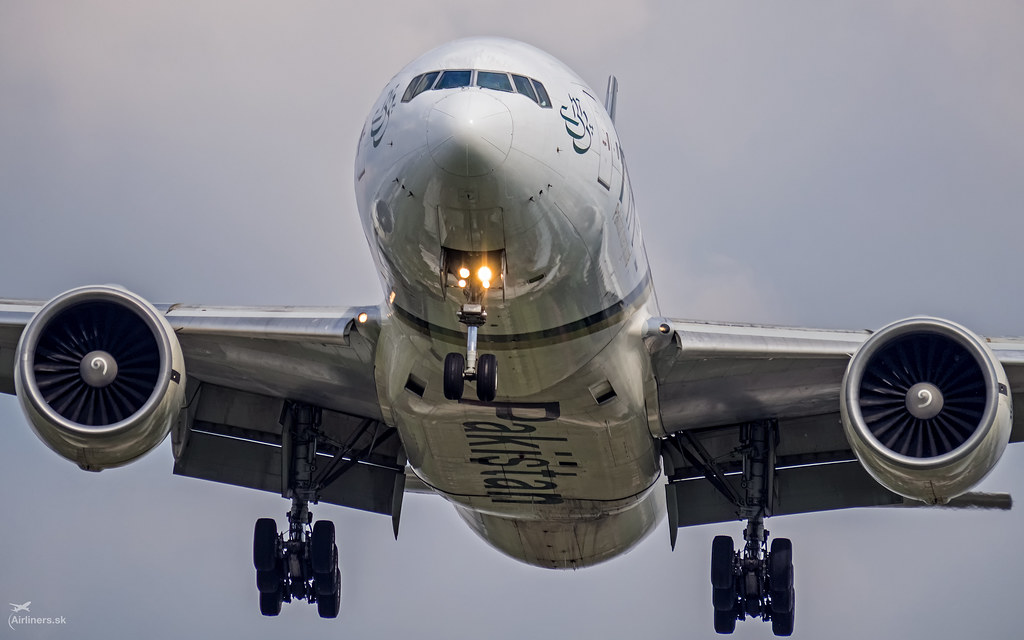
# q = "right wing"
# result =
<box><xmin>164</xmin><ymin>304</ymin><xmax>406</xmax><ymax>525</ymax></box>
<box><xmin>165</xmin><ymin>303</ymin><xmax>383</xmax><ymax>420</ymax></box>
<box><xmin>0</xmin><ymin>290</ymin><xmax>407</xmax><ymax>529</ymax></box>
<box><xmin>0</xmin><ymin>299</ymin><xmax>37</xmax><ymax>395</ymax></box>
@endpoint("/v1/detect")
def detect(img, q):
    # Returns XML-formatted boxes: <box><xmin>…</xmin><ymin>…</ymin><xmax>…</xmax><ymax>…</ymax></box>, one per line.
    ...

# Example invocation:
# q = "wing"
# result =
<box><xmin>1</xmin><ymin>297</ymin><xmax>406</xmax><ymax>526</ymax></box>
<box><xmin>647</xmin><ymin>317</ymin><xmax>1024</xmax><ymax>531</ymax></box>
<box><xmin>0</xmin><ymin>300</ymin><xmax>37</xmax><ymax>394</ymax></box>
<box><xmin>163</xmin><ymin>303</ymin><xmax>382</xmax><ymax>419</ymax></box>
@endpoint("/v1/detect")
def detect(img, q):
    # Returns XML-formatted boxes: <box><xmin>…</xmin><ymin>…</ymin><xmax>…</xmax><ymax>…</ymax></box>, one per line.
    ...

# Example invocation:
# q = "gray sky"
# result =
<box><xmin>2</xmin><ymin>1</ymin><xmax>1024</xmax><ymax>638</ymax></box>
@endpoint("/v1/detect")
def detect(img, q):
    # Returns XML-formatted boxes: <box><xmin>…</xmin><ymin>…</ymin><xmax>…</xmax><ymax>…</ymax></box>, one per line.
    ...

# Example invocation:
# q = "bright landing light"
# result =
<box><xmin>477</xmin><ymin>266</ymin><xmax>492</xmax><ymax>282</ymax></box>
<box><xmin>458</xmin><ymin>267</ymin><xmax>471</xmax><ymax>279</ymax></box>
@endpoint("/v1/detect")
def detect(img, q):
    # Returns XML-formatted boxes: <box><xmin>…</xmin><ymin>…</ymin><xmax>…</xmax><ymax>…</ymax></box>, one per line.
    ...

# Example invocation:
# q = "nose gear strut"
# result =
<box><xmin>441</xmin><ymin>241</ymin><xmax>502</xmax><ymax>405</ymax></box>
<box><xmin>459</xmin><ymin>303</ymin><xmax>487</xmax><ymax>379</ymax></box>
<box><xmin>444</xmin><ymin>303</ymin><xmax>498</xmax><ymax>402</ymax></box>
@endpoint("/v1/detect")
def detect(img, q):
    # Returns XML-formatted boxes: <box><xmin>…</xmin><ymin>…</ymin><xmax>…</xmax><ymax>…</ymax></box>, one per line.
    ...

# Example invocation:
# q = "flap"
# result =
<box><xmin>667</xmin><ymin>460</ymin><xmax>905</xmax><ymax>528</ymax></box>
<box><xmin>173</xmin><ymin>382</ymin><xmax>405</xmax><ymax>516</ymax></box>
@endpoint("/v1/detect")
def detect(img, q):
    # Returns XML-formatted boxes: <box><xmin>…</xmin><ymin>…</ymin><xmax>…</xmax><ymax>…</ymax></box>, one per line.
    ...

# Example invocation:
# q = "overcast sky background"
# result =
<box><xmin>2</xmin><ymin>1</ymin><xmax>1024</xmax><ymax>638</ymax></box>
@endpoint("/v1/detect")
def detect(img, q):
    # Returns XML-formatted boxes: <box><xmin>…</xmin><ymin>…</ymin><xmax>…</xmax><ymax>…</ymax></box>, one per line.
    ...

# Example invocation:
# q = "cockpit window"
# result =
<box><xmin>401</xmin><ymin>69</ymin><xmax>552</xmax><ymax>108</ymax></box>
<box><xmin>511</xmin><ymin>74</ymin><xmax>538</xmax><ymax>102</ymax></box>
<box><xmin>435</xmin><ymin>70</ymin><xmax>473</xmax><ymax>90</ymax></box>
<box><xmin>513</xmin><ymin>74</ymin><xmax>551</xmax><ymax>108</ymax></box>
<box><xmin>402</xmin><ymin>71</ymin><xmax>439</xmax><ymax>102</ymax></box>
<box><xmin>532</xmin><ymin>78</ymin><xmax>551</xmax><ymax>108</ymax></box>
<box><xmin>476</xmin><ymin>71</ymin><xmax>514</xmax><ymax>93</ymax></box>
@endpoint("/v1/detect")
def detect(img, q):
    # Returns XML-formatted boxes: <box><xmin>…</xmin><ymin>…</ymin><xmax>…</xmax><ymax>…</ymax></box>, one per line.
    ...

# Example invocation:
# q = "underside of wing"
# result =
<box><xmin>173</xmin><ymin>382</ymin><xmax>405</xmax><ymax>518</ymax></box>
<box><xmin>164</xmin><ymin>303</ymin><xmax>407</xmax><ymax>521</ymax></box>
<box><xmin>647</xmin><ymin>317</ymin><xmax>1019</xmax><ymax>531</ymax></box>
<box><xmin>1</xmin><ymin>287</ymin><xmax>407</xmax><ymax>523</ymax></box>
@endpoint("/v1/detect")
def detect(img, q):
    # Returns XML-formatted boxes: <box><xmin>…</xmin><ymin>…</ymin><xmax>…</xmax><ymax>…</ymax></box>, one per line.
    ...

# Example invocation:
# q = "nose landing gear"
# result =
<box><xmin>440</xmin><ymin>249</ymin><xmax>503</xmax><ymax>402</ymax></box>
<box><xmin>443</xmin><ymin>303</ymin><xmax>498</xmax><ymax>402</ymax></box>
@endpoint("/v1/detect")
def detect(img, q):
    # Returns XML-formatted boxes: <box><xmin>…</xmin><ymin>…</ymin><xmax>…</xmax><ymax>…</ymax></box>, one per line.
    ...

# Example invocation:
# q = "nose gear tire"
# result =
<box><xmin>444</xmin><ymin>352</ymin><xmax>466</xmax><ymax>400</ymax></box>
<box><xmin>477</xmin><ymin>353</ymin><xmax>497</xmax><ymax>402</ymax></box>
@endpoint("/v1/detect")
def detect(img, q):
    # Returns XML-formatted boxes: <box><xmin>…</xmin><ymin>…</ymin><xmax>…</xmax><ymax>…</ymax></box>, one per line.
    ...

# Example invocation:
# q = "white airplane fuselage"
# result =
<box><xmin>355</xmin><ymin>38</ymin><xmax>664</xmax><ymax>568</ymax></box>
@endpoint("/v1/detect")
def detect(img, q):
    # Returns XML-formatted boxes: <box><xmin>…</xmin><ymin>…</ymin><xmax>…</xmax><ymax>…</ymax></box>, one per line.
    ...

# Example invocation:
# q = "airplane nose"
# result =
<box><xmin>427</xmin><ymin>91</ymin><xmax>512</xmax><ymax>177</ymax></box>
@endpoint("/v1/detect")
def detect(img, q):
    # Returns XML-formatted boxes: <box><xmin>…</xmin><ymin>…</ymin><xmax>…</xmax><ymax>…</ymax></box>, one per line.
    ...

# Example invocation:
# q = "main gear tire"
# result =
<box><xmin>253</xmin><ymin>518</ymin><xmax>277</xmax><ymax>571</ymax></box>
<box><xmin>311</xmin><ymin>520</ymin><xmax>336</xmax><ymax>575</ymax></box>
<box><xmin>711</xmin><ymin>535</ymin><xmax>734</xmax><ymax>589</ymax></box>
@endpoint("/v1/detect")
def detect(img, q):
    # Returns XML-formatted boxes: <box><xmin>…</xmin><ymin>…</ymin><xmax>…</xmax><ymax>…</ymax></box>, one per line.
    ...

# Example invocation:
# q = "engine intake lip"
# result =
<box><xmin>844</xmin><ymin>317</ymin><xmax>1002</xmax><ymax>470</ymax></box>
<box><xmin>16</xmin><ymin>286</ymin><xmax>176</xmax><ymax>437</ymax></box>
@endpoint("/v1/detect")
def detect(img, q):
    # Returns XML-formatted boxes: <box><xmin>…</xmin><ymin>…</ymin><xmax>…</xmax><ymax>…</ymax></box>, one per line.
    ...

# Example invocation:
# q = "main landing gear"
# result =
<box><xmin>252</xmin><ymin>504</ymin><xmax>341</xmax><ymax>618</ymax></box>
<box><xmin>711</xmin><ymin>527</ymin><xmax>794</xmax><ymax>635</ymax></box>
<box><xmin>252</xmin><ymin>402</ymin><xmax>341</xmax><ymax>618</ymax></box>
<box><xmin>443</xmin><ymin>302</ymin><xmax>498</xmax><ymax>402</ymax></box>
<box><xmin>708</xmin><ymin>421</ymin><xmax>794</xmax><ymax>636</ymax></box>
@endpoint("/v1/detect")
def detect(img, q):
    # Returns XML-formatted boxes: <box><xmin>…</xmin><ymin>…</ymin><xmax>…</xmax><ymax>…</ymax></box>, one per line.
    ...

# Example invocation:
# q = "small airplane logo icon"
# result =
<box><xmin>9</xmin><ymin>602</ymin><xmax>30</xmax><ymax>613</ymax></box>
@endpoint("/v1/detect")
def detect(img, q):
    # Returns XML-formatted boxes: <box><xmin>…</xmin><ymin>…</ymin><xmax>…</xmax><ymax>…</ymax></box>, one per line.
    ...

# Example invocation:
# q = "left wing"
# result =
<box><xmin>645</xmin><ymin>317</ymin><xmax>1024</xmax><ymax>533</ymax></box>
<box><xmin>644</xmin><ymin>318</ymin><xmax>871</xmax><ymax>435</ymax></box>
<box><xmin>0</xmin><ymin>291</ymin><xmax>406</xmax><ymax>526</ymax></box>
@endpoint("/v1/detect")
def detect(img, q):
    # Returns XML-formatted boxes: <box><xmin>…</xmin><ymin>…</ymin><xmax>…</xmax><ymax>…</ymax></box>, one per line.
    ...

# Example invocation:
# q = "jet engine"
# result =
<box><xmin>14</xmin><ymin>286</ymin><xmax>186</xmax><ymax>471</ymax></box>
<box><xmin>840</xmin><ymin>317</ymin><xmax>1012</xmax><ymax>504</ymax></box>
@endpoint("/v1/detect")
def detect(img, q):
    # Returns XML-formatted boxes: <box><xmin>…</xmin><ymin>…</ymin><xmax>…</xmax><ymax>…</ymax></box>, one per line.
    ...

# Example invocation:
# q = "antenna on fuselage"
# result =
<box><xmin>604</xmin><ymin>75</ymin><xmax>619</xmax><ymax>123</ymax></box>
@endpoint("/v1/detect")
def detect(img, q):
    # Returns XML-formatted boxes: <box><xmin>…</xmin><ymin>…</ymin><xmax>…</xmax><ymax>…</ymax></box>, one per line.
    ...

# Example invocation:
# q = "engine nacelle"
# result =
<box><xmin>840</xmin><ymin>317</ymin><xmax>1012</xmax><ymax>504</ymax></box>
<box><xmin>14</xmin><ymin>286</ymin><xmax>186</xmax><ymax>471</ymax></box>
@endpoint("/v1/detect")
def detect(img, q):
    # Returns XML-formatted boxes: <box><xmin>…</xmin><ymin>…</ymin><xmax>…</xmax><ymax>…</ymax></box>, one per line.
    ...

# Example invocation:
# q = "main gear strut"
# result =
<box><xmin>708</xmin><ymin>420</ymin><xmax>795</xmax><ymax>636</ymax></box>
<box><xmin>252</xmin><ymin>402</ymin><xmax>341</xmax><ymax>618</ymax></box>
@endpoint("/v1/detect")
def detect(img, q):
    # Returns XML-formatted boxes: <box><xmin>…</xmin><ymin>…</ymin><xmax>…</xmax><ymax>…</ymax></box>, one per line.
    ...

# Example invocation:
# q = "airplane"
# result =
<box><xmin>0</xmin><ymin>36</ymin><xmax>1020</xmax><ymax>636</ymax></box>
<box><xmin>9</xmin><ymin>602</ymin><xmax>30</xmax><ymax>613</ymax></box>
